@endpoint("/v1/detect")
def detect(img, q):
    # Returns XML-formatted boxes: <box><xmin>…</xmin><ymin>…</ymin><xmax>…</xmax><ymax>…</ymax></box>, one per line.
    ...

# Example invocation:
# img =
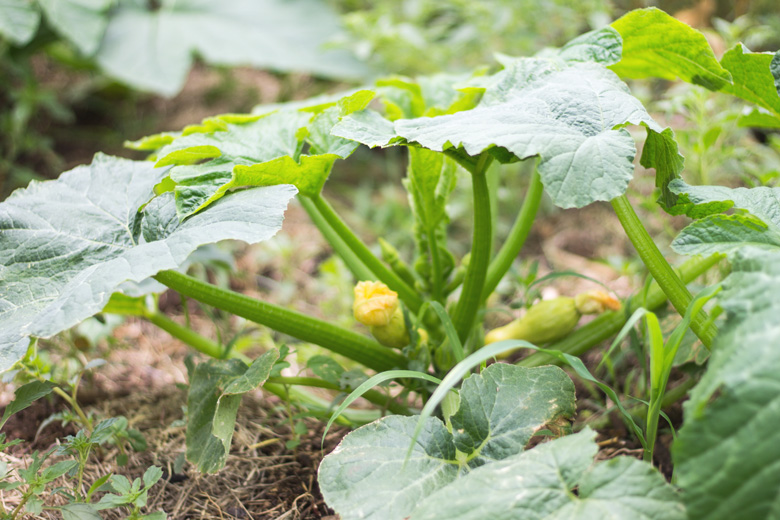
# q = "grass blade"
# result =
<box><xmin>322</xmin><ymin>370</ymin><xmax>441</xmax><ymax>446</ymax></box>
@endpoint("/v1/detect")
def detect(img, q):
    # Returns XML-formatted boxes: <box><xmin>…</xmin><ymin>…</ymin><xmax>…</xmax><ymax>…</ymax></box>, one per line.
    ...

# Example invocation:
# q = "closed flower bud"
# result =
<box><xmin>353</xmin><ymin>281</ymin><xmax>399</xmax><ymax>327</ymax></box>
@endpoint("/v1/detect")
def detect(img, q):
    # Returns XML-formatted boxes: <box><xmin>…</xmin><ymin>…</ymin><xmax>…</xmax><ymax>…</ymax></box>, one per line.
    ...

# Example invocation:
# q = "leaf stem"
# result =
<box><xmin>266</xmin><ymin>377</ymin><xmax>411</xmax><ymax>415</ymax></box>
<box><xmin>51</xmin><ymin>386</ymin><xmax>91</xmax><ymax>432</ymax></box>
<box><xmin>427</xmin><ymin>221</ymin><xmax>445</xmax><ymax>302</ymax></box>
<box><xmin>263</xmin><ymin>382</ymin><xmax>380</xmax><ymax>425</ymax></box>
<box><xmin>153</xmin><ymin>270</ymin><xmax>407</xmax><ymax>372</ymax></box>
<box><xmin>452</xmin><ymin>154</ymin><xmax>493</xmax><ymax>344</ymax></box>
<box><xmin>76</xmin><ymin>455</ymin><xmax>86</xmax><ymax>501</ymax></box>
<box><xmin>611</xmin><ymin>195</ymin><xmax>717</xmax><ymax>348</ymax></box>
<box><xmin>9</xmin><ymin>494</ymin><xmax>30</xmax><ymax>520</ymax></box>
<box><xmin>309</xmin><ymin>193</ymin><xmax>423</xmax><ymax>313</ymax></box>
<box><xmin>519</xmin><ymin>253</ymin><xmax>722</xmax><ymax>367</ymax></box>
<box><xmin>144</xmin><ymin>311</ymin><xmax>226</xmax><ymax>359</ymax></box>
<box><xmin>298</xmin><ymin>195</ymin><xmax>375</xmax><ymax>281</ymax></box>
<box><xmin>482</xmin><ymin>166</ymin><xmax>544</xmax><ymax>300</ymax></box>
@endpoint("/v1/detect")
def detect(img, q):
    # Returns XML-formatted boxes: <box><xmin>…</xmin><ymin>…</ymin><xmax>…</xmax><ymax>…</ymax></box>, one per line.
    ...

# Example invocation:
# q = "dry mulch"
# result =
<box><xmin>2</xmin><ymin>380</ymin><xmax>347</xmax><ymax>520</ymax></box>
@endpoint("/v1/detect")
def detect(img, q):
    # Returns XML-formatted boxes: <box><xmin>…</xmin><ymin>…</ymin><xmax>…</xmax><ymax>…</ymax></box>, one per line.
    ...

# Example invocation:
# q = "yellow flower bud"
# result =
<box><xmin>353</xmin><ymin>281</ymin><xmax>399</xmax><ymax>327</ymax></box>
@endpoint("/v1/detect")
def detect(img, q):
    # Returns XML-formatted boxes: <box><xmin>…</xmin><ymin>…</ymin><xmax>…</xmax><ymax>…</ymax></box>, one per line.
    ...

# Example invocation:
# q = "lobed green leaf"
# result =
<box><xmin>720</xmin><ymin>44</ymin><xmax>780</xmax><ymax>118</ymax></box>
<box><xmin>153</xmin><ymin>90</ymin><xmax>373</xmax><ymax>218</ymax></box>
<box><xmin>609</xmin><ymin>7</ymin><xmax>731</xmax><ymax>90</ymax></box>
<box><xmin>411</xmin><ymin>429</ymin><xmax>685</xmax><ymax>520</ymax></box>
<box><xmin>336</xmin><ymin>59</ymin><xmax>666</xmax><ymax>209</ymax></box>
<box><xmin>319</xmin><ymin>364</ymin><xmax>576</xmax><ymax>520</ymax></box>
<box><xmin>674</xmin><ymin>248</ymin><xmax>780</xmax><ymax>519</ymax></box>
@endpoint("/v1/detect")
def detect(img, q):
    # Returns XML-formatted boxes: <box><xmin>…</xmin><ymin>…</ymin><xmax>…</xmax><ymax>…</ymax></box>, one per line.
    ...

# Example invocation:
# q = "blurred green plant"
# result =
<box><xmin>333</xmin><ymin>0</ymin><xmax>612</xmax><ymax>75</ymax></box>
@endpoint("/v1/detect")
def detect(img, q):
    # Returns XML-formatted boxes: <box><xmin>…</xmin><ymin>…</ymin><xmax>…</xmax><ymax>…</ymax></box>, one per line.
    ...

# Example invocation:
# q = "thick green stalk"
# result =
<box><xmin>452</xmin><ymin>154</ymin><xmax>493</xmax><ymax>343</ymax></box>
<box><xmin>298</xmin><ymin>195</ymin><xmax>374</xmax><ymax>281</ymax></box>
<box><xmin>519</xmin><ymin>253</ymin><xmax>721</xmax><ymax>368</ymax></box>
<box><xmin>483</xmin><ymin>167</ymin><xmax>544</xmax><ymax>300</ymax></box>
<box><xmin>142</xmin><ymin>312</ymin><xmax>394</xmax><ymax>423</ymax></box>
<box><xmin>310</xmin><ymin>193</ymin><xmax>423</xmax><ymax>313</ymax></box>
<box><xmin>145</xmin><ymin>311</ymin><xmax>225</xmax><ymax>359</ymax></box>
<box><xmin>611</xmin><ymin>195</ymin><xmax>717</xmax><ymax>348</ymax></box>
<box><xmin>154</xmin><ymin>270</ymin><xmax>407</xmax><ymax>372</ymax></box>
<box><xmin>266</xmin><ymin>376</ymin><xmax>411</xmax><ymax>415</ymax></box>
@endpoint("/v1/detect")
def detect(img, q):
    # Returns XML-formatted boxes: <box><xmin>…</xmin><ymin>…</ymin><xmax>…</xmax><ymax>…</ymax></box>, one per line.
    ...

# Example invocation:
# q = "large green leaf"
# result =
<box><xmin>94</xmin><ymin>0</ymin><xmax>367</xmax><ymax>97</ymax></box>
<box><xmin>0</xmin><ymin>0</ymin><xmax>40</xmax><ymax>45</ymax></box>
<box><xmin>551</xmin><ymin>26</ymin><xmax>623</xmax><ymax>66</ymax></box>
<box><xmin>667</xmin><ymin>183</ymin><xmax>780</xmax><ymax>518</ymax></box>
<box><xmin>0</xmin><ymin>154</ymin><xmax>296</xmax><ymax>372</ymax></box>
<box><xmin>318</xmin><ymin>364</ymin><xmax>576</xmax><ymax>520</ymax></box>
<box><xmin>609</xmin><ymin>7</ymin><xmax>731</xmax><ymax>90</ymax></box>
<box><xmin>720</xmin><ymin>44</ymin><xmax>780</xmax><ymax>118</ymax></box>
<box><xmin>153</xmin><ymin>90</ymin><xmax>373</xmax><ymax>218</ymax></box>
<box><xmin>672</xmin><ymin>214</ymin><xmax>780</xmax><ymax>255</ymax></box>
<box><xmin>411</xmin><ymin>429</ymin><xmax>686</xmax><ymax>520</ymax></box>
<box><xmin>674</xmin><ymin>247</ymin><xmax>780</xmax><ymax>519</ymax></box>
<box><xmin>336</xmin><ymin>60</ymin><xmax>665</xmax><ymax>208</ymax></box>
<box><xmin>187</xmin><ymin>350</ymin><xmax>278</xmax><ymax>473</ymax></box>
<box><xmin>669</xmin><ymin>180</ymin><xmax>780</xmax><ymax>255</ymax></box>
<box><xmin>37</xmin><ymin>0</ymin><xmax>112</xmax><ymax>55</ymax></box>
<box><xmin>670</xmin><ymin>181</ymin><xmax>780</xmax><ymax>226</ymax></box>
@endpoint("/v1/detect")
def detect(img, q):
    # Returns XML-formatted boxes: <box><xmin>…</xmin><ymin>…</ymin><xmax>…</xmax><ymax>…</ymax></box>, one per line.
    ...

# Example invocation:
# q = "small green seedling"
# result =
<box><xmin>95</xmin><ymin>466</ymin><xmax>166</xmax><ymax>520</ymax></box>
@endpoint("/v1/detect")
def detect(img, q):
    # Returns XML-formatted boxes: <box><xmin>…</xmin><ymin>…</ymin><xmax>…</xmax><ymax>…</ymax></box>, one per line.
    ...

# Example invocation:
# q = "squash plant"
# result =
<box><xmin>2</xmin><ymin>7</ymin><xmax>780</xmax><ymax>519</ymax></box>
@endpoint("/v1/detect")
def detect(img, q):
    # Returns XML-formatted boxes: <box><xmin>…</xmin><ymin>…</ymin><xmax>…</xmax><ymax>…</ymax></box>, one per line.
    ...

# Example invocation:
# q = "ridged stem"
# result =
<box><xmin>298</xmin><ymin>195</ymin><xmax>374</xmax><ymax>281</ymax></box>
<box><xmin>611</xmin><ymin>195</ymin><xmax>717</xmax><ymax>348</ymax></box>
<box><xmin>266</xmin><ymin>377</ymin><xmax>410</xmax><ymax>415</ymax></box>
<box><xmin>483</xmin><ymin>167</ymin><xmax>544</xmax><ymax>300</ymax></box>
<box><xmin>452</xmin><ymin>154</ymin><xmax>493</xmax><ymax>343</ymax></box>
<box><xmin>154</xmin><ymin>270</ymin><xmax>407</xmax><ymax>372</ymax></box>
<box><xmin>310</xmin><ymin>193</ymin><xmax>423</xmax><ymax>313</ymax></box>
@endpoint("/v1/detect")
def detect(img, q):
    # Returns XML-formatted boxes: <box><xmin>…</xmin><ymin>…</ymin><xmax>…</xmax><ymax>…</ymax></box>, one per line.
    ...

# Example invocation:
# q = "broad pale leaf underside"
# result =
<box><xmin>0</xmin><ymin>154</ymin><xmax>296</xmax><ymax>372</ymax></box>
<box><xmin>335</xmin><ymin>60</ymin><xmax>662</xmax><ymax>209</ymax></box>
<box><xmin>151</xmin><ymin>90</ymin><xmax>373</xmax><ymax>219</ymax></box>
